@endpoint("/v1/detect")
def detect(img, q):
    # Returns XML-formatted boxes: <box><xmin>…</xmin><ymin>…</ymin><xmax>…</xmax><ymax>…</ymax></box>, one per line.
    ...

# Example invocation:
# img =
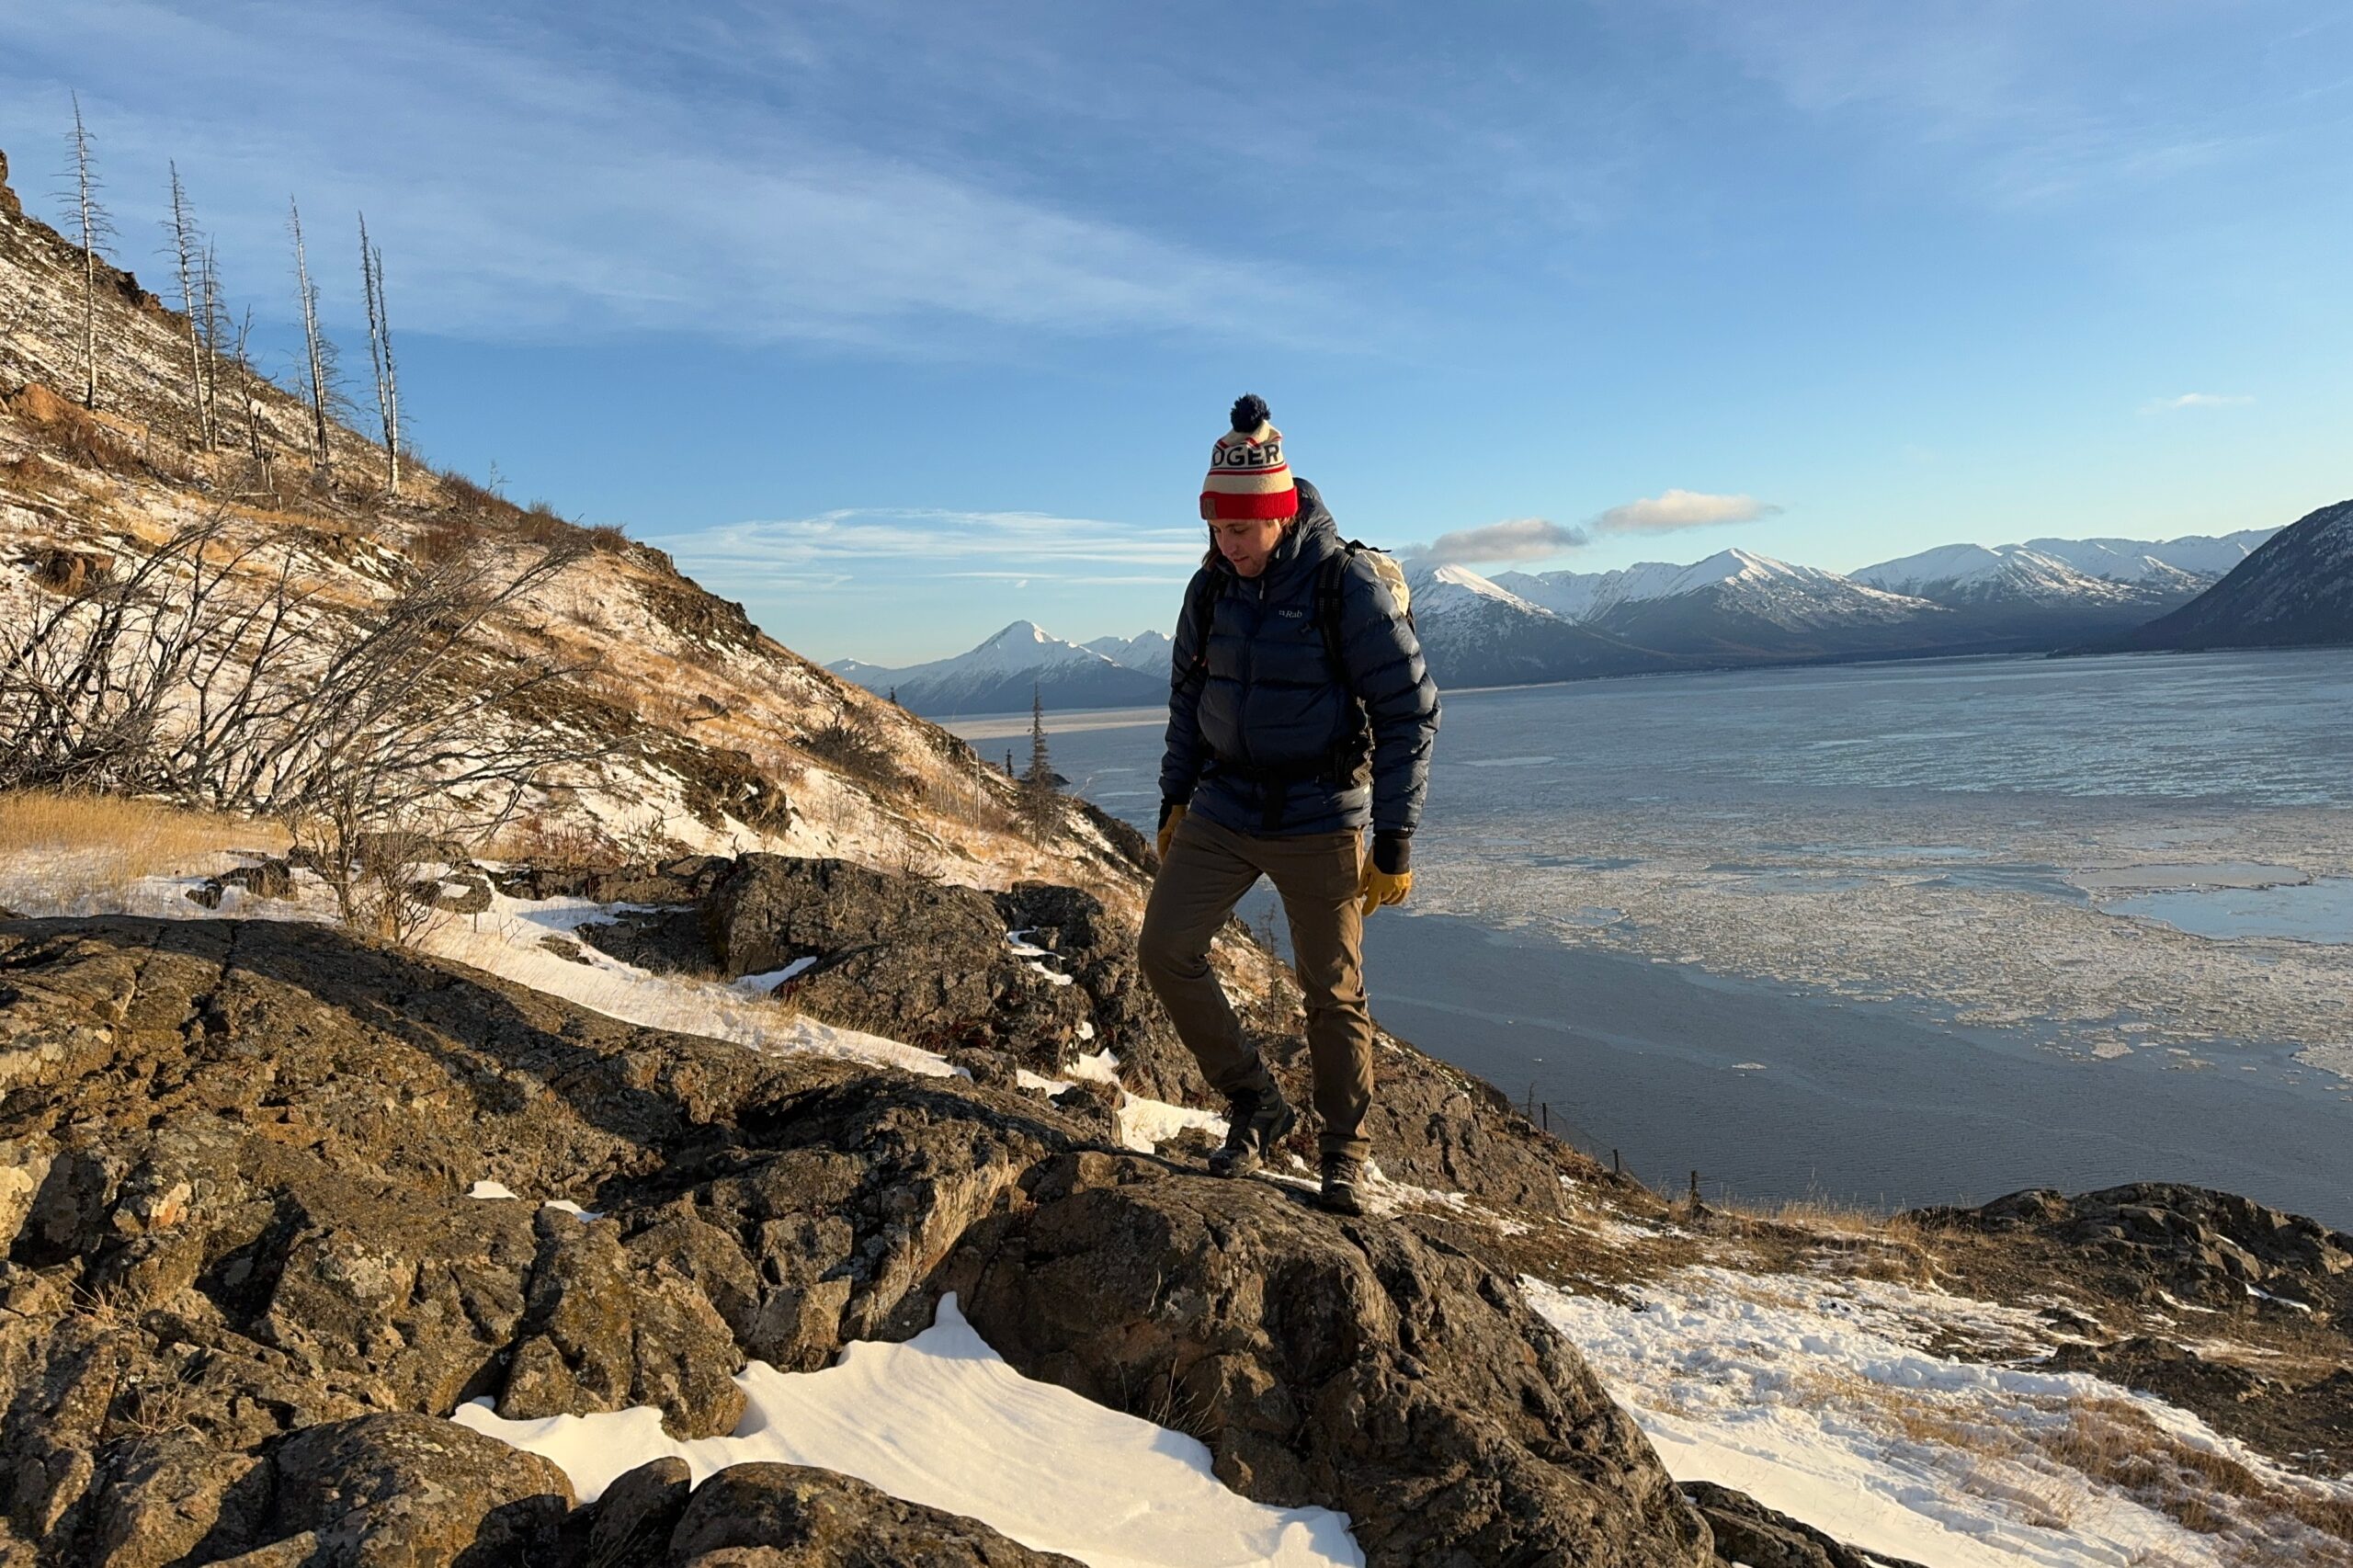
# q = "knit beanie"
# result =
<box><xmin>1199</xmin><ymin>393</ymin><xmax>1298</xmax><ymax>521</ymax></box>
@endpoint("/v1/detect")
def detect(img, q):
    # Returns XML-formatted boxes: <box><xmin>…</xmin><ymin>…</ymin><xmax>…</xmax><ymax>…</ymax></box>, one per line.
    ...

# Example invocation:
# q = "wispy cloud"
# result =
<box><xmin>1596</xmin><ymin>490</ymin><xmax>1780</xmax><ymax>534</ymax></box>
<box><xmin>0</xmin><ymin>4</ymin><xmax>1322</xmax><ymax>347</ymax></box>
<box><xmin>1405</xmin><ymin>517</ymin><xmax>1590</xmax><ymax>566</ymax></box>
<box><xmin>1663</xmin><ymin>1</ymin><xmax>2310</xmax><ymax>210</ymax></box>
<box><xmin>644</xmin><ymin>508</ymin><xmax>1202</xmax><ymax>596</ymax></box>
<box><xmin>2143</xmin><ymin>392</ymin><xmax>2254</xmax><ymax>413</ymax></box>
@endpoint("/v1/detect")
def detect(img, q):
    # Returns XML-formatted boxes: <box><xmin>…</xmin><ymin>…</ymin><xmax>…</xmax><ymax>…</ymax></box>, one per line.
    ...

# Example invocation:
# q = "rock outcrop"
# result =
<box><xmin>664</xmin><ymin>1464</ymin><xmax>1081</xmax><ymax>1566</ymax></box>
<box><xmin>0</xmin><ymin>914</ymin><xmax>1714</xmax><ymax>1565</ymax></box>
<box><xmin>1914</xmin><ymin>1183</ymin><xmax>2353</xmax><ymax>1318</ymax></box>
<box><xmin>552</xmin><ymin>849</ymin><xmax>1602</xmax><ymax>1218</ymax></box>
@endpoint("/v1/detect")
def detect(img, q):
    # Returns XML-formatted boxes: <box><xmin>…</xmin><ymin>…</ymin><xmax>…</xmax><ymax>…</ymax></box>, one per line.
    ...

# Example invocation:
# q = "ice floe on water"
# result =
<box><xmin>456</xmin><ymin>1292</ymin><xmax>1362</xmax><ymax>1568</ymax></box>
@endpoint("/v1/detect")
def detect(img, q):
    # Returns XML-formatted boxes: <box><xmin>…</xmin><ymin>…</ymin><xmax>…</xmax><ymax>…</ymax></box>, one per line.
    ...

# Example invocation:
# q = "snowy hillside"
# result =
<box><xmin>1498</xmin><ymin>550</ymin><xmax>1924</xmax><ymax>627</ymax></box>
<box><xmin>1499</xmin><ymin>549</ymin><xmax>1950</xmax><ymax>661</ymax></box>
<box><xmin>2104</xmin><ymin>499</ymin><xmax>2353</xmax><ymax>653</ymax></box>
<box><xmin>2024</xmin><ymin>530</ymin><xmax>2276</xmax><ymax>585</ymax></box>
<box><xmin>0</xmin><ymin>150</ymin><xmax>1155</xmax><ymax>920</ymax></box>
<box><xmin>1853</xmin><ymin>544</ymin><xmax>2152</xmax><ymax>607</ymax></box>
<box><xmin>1404</xmin><ymin>562</ymin><xmax>1681</xmax><ymax>687</ymax></box>
<box><xmin>831</xmin><ymin>620</ymin><xmax>1162</xmax><ymax>716</ymax></box>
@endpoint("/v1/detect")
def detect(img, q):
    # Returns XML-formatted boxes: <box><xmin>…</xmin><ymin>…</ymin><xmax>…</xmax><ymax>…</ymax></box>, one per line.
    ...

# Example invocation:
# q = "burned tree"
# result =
<box><xmin>165</xmin><ymin>162</ymin><xmax>213</xmax><ymax>448</ymax></box>
<box><xmin>62</xmin><ymin>93</ymin><xmax>115</xmax><ymax>410</ymax></box>
<box><xmin>287</xmin><ymin>198</ymin><xmax>335</xmax><ymax>472</ymax></box>
<box><xmin>358</xmin><ymin>211</ymin><xmax>403</xmax><ymax>494</ymax></box>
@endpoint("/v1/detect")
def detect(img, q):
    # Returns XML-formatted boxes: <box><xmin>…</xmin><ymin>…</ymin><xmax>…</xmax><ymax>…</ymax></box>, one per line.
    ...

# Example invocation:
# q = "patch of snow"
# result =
<box><xmin>1017</xmin><ymin>1060</ymin><xmax>1223</xmax><ymax>1154</ymax></box>
<box><xmin>6</xmin><ymin>860</ymin><xmax>962</xmax><ymax>1084</ymax></box>
<box><xmin>2244</xmin><ymin>1284</ymin><xmax>2313</xmax><ymax>1313</ymax></box>
<box><xmin>468</xmin><ymin>1181</ymin><xmax>517</xmax><ymax>1200</ymax></box>
<box><xmin>1025</xmin><ymin>959</ymin><xmax>1075</xmax><ymax>987</ymax></box>
<box><xmin>733</xmin><ymin>957</ymin><xmax>817</xmax><ymax>992</ymax></box>
<box><xmin>540</xmin><ymin>1199</ymin><xmax>607</xmax><ymax>1221</ymax></box>
<box><xmin>422</xmin><ymin>891</ymin><xmax>956</xmax><ymax>1079</ymax></box>
<box><xmin>1525</xmin><ymin>1269</ymin><xmax>2346</xmax><ymax>1568</ymax></box>
<box><xmin>455</xmin><ymin>1291</ymin><xmax>1361</xmax><ymax>1567</ymax></box>
<box><xmin>1067</xmin><ymin>1051</ymin><xmax>1123</xmax><ymax>1085</ymax></box>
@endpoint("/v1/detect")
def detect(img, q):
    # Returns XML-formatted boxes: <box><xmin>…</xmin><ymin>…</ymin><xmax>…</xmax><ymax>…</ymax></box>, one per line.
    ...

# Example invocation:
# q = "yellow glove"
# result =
<box><xmin>1358</xmin><ymin>832</ymin><xmax>1413</xmax><ymax>916</ymax></box>
<box><xmin>1358</xmin><ymin>864</ymin><xmax>1412</xmax><ymax>916</ymax></box>
<box><xmin>1155</xmin><ymin>802</ymin><xmax>1187</xmax><ymax>864</ymax></box>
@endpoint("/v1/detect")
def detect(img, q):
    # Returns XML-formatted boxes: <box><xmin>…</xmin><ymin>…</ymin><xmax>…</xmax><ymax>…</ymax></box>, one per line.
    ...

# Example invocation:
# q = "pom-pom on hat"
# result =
<box><xmin>1200</xmin><ymin>392</ymin><xmax>1298</xmax><ymax>521</ymax></box>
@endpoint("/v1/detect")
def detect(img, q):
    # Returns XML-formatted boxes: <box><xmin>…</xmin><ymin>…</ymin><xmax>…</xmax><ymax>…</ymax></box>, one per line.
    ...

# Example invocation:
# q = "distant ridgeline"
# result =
<box><xmin>2089</xmin><ymin>499</ymin><xmax>2353</xmax><ymax>654</ymax></box>
<box><xmin>836</xmin><ymin>519</ymin><xmax>2319</xmax><ymax>712</ymax></box>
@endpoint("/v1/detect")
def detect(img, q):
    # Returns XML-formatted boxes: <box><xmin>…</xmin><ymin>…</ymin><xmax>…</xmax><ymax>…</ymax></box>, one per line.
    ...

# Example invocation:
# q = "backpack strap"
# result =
<box><xmin>1176</xmin><ymin>568</ymin><xmax>1225</xmax><ymax>689</ymax></box>
<box><xmin>1314</xmin><ymin>549</ymin><xmax>1353</xmax><ymax>684</ymax></box>
<box><xmin>1316</xmin><ymin>545</ymin><xmax>1374</xmax><ymax>790</ymax></box>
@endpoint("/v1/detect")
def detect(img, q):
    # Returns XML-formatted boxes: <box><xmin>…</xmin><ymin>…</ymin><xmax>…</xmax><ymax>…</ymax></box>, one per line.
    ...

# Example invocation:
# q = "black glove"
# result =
<box><xmin>1371</xmin><ymin>832</ymin><xmax>1412</xmax><ymax>876</ymax></box>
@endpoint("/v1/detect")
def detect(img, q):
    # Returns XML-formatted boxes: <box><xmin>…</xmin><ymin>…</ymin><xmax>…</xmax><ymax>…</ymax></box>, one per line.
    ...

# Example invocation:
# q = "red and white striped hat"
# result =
<box><xmin>1199</xmin><ymin>393</ymin><xmax>1298</xmax><ymax>521</ymax></box>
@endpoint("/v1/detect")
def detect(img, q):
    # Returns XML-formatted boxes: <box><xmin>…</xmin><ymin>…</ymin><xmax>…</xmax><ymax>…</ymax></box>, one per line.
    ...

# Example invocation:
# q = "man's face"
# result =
<box><xmin>1212</xmin><ymin>516</ymin><xmax>1290</xmax><ymax>578</ymax></box>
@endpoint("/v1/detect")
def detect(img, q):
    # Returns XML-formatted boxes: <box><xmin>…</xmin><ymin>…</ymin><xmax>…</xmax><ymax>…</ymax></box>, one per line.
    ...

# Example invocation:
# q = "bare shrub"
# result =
<box><xmin>0</xmin><ymin>514</ymin><xmax>613</xmax><ymax>937</ymax></box>
<box><xmin>486</xmin><ymin>812</ymin><xmax>610</xmax><ymax>868</ymax></box>
<box><xmin>800</xmin><ymin>716</ymin><xmax>908</xmax><ymax>793</ymax></box>
<box><xmin>433</xmin><ymin>466</ymin><xmax>511</xmax><ymax>519</ymax></box>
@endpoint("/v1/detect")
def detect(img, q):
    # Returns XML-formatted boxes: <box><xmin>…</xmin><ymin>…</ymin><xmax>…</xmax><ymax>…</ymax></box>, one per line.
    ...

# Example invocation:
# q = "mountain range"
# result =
<box><xmin>2097</xmin><ymin>501</ymin><xmax>2353</xmax><ymax>653</ymax></box>
<box><xmin>832</xmin><ymin>621</ymin><xmax>1165</xmax><ymax>717</ymax></box>
<box><xmin>839</xmin><ymin>527</ymin><xmax>2286</xmax><ymax>712</ymax></box>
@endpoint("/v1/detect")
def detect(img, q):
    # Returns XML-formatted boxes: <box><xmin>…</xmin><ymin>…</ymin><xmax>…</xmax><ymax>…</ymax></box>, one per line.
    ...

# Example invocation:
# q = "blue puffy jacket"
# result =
<box><xmin>1159</xmin><ymin>479</ymin><xmax>1440</xmax><ymax>839</ymax></box>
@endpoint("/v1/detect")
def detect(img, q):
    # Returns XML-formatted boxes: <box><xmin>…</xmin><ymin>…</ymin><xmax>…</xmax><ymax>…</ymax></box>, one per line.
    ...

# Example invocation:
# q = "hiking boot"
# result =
<box><xmin>1207</xmin><ymin>1082</ymin><xmax>1296</xmax><ymax>1178</ymax></box>
<box><xmin>1316</xmin><ymin>1154</ymin><xmax>1367</xmax><ymax>1216</ymax></box>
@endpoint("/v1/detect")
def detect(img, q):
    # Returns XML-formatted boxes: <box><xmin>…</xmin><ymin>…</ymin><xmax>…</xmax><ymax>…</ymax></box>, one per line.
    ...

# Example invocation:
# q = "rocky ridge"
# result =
<box><xmin>0</xmin><ymin>912</ymin><xmax>1713</xmax><ymax>1565</ymax></box>
<box><xmin>2098</xmin><ymin>498</ymin><xmax>2353</xmax><ymax>653</ymax></box>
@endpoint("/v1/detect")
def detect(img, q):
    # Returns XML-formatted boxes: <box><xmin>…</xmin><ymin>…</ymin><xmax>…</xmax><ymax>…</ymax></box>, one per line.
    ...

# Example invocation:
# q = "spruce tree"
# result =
<box><xmin>1018</xmin><ymin>684</ymin><xmax>1059</xmax><ymax>835</ymax></box>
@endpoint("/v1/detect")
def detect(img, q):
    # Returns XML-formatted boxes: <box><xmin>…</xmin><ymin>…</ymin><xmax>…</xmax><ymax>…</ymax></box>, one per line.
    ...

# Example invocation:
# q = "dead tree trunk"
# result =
<box><xmin>198</xmin><ymin>243</ymin><xmax>225</xmax><ymax>445</ymax></box>
<box><xmin>288</xmin><ymin>198</ymin><xmax>333</xmax><ymax>473</ymax></box>
<box><xmin>358</xmin><ymin>212</ymin><xmax>401</xmax><ymax>494</ymax></box>
<box><xmin>64</xmin><ymin>93</ymin><xmax>113</xmax><ymax>410</ymax></box>
<box><xmin>231</xmin><ymin>307</ymin><xmax>272</xmax><ymax>493</ymax></box>
<box><xmin>166</xmin><ymin>162</ymin><xmax>213</xmax><ymax>449</ymax></box>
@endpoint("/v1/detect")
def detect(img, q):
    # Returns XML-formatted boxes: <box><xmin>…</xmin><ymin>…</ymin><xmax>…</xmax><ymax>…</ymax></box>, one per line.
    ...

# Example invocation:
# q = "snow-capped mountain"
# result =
<box><xmin>830</xmin><ymin>620</ymin><xmax>1162</xmax><ymax>716</ymax></box>
<box><xmin>1850</xmin><ymin>544</ymin><xmax>2150</xmax><ymax>608</ymax></box>
<box><xmin>1082</xmin><ymin>629</ymin><xmax>1175</xmax><ymax>676</ymax></box>
<box><xmin>2104</xmin><ymin>500</ymin><xmax>2353</xmax><ymax>653</ymax></box>
<box><xmin>2022</xmin><ymin>529</ymin><xmax>2275</xmax><ymax>585</ymax></box>
<box><xmin>1850</xmin><ymin>529</ymin><xmax>2280</xmax><ymax>647</ymax></box>
<box><xmin>1852</xmin><ymin>530</ymin><xmax>2276</xmax><ymax>606</ymax></box>
<box><xmin>1497</xmin><ymin>549</ymin><xmax>1947</xmax><ymax>660</ymax></box>
<box><xmin>1405</xmin><ymin>563</ymin><xmax>1676</xmax><ymax>687</ymax></box>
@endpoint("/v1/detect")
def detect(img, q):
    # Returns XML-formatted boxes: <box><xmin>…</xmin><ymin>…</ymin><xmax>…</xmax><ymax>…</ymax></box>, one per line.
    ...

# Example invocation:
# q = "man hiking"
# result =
<box><xmin>1140</xmin><ymin>394</ymin><xmax>1440</xmax><ymax>1217</ymax></box>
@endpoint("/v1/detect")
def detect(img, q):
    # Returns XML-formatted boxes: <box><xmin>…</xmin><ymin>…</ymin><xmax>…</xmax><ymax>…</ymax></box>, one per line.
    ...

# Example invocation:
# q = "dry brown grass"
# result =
<box><xmin>1714</xmin><ymin>1191</ymin><xmax>1927</xmax><ymax>1241</ymax></box>
<box><xmin>1799</xmin><ymin>1359</ymin><xmax>2353</xmax><ymax>1563</ymax></box>
<box><xmin>484</xmin><ymin>813</ymin><xmax>616</xmax><ymax>868</ymax></box>
<box><xmin>0</xmin><ymin>790</ymin><xmax>284</xmax><ymax>907</ymax></box>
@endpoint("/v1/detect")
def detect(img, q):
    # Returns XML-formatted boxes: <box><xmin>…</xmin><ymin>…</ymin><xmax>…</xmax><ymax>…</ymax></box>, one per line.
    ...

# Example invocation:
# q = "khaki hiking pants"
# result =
<box><xmin>1139</xmin><ymin>812</ymin><xmax>1373</xmax><ymax>1162</ymax></box>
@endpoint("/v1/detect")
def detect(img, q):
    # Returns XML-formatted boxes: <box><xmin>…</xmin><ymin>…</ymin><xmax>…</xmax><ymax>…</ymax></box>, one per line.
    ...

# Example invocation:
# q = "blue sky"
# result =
<box><xmin>6</xmin><ymin>2</ymin><xmax>2348</xmax><ymax>665</ymax></box>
